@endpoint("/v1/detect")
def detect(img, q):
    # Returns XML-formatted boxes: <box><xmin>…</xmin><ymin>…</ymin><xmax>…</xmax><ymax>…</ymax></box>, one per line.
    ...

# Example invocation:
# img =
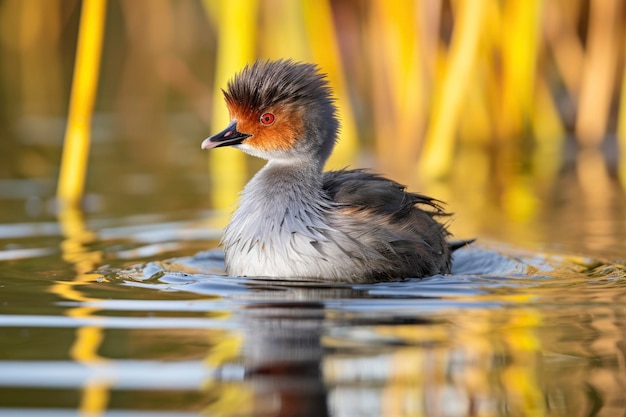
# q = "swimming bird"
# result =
<box><xmin>202</xmin><ymin>59</ymin><xmax>466</xmax><ymax>283</ymax></box>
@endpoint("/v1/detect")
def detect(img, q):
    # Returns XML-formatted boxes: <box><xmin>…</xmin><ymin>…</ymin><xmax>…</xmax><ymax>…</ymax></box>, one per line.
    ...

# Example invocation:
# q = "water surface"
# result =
<box><xmin>2</xmin><ymin>107</ymin><xmax>626</xmax><ymax>416</ymax></box>
<box><xmin>1</xmin><ymin>209</ymin><xmax>625</xmax><ymax>417</ymax></box>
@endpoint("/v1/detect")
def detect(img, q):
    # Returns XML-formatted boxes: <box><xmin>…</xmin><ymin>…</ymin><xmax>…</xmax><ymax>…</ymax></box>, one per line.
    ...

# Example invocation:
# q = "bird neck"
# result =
<box><xmin>237</xmin><ymin>159</ymin><xmax>327</xmax><ymax>216</ymax></box>
<box><xmin>258</xmin><ymin>159</ymin><xmax>323</xmax><ymax>192</ymax></box>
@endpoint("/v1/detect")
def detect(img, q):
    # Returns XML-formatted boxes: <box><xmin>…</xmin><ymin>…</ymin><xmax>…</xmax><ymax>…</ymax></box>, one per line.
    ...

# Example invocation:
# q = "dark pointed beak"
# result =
<box><xmin>201</xmin><ymin>120</ymin><xmax>252</xmax><ymax>150</ymax></box>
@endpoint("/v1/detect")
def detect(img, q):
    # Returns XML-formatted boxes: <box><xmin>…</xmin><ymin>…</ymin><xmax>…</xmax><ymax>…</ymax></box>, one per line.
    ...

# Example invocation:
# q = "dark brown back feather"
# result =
<box><xmin>323</xmin><ymin>169</ymin><xmax>454</xmax><ymax>278</ymax></box>
<box><xmin>323</xmin><ymin>169</ymin><xmax>449</xmax><ymax>219</ymax></box>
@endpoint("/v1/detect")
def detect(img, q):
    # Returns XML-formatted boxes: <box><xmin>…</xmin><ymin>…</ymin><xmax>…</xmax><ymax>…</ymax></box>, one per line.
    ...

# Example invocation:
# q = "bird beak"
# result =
<box><xmin>201</xmin><ymin>120</ymin><xmax>252</xmax><ymax>150</ymax></box>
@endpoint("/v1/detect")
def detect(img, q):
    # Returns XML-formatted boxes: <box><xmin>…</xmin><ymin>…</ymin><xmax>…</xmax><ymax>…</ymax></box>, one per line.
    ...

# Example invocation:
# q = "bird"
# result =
<box><xmin>202</xmin><ymin>59</ymin><xmax>468</xmax><ymax>283</ymax></box>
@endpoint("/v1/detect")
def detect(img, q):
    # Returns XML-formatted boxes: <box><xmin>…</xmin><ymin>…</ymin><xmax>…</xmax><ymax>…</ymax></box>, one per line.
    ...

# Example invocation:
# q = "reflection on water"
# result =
<box><xmin>1</xmin><ymin>124</ymin><xmax>625</xmax><ymax>415</ymax></box>
<box><xmin>1</xmin><ymin>110</ymin><xmax>625</xmax><ymax>417</ymax></box>
<box><xmin>2</xmin><ymin>215</ymin><xmax>625</xmax><ymax>417</ymax></box>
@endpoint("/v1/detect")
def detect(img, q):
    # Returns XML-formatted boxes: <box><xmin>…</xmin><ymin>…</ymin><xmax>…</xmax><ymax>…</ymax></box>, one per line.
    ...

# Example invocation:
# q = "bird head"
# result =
<box><xmin>202</xmin><ymin>60</ymin><xmax>339</xmax><ymax>165</ymax></box>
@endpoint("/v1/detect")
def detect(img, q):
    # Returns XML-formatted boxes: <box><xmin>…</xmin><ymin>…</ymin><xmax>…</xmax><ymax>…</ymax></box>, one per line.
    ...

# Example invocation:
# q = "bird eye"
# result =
<box><xmin>260</xmin><ymin>112</ymin><xmax>275</xmax><ymax>126</ymax></box>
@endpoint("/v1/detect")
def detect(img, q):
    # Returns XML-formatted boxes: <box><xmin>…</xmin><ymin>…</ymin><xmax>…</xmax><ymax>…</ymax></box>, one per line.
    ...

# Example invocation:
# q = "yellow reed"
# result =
<box><xmin>57</xmin><ymin>0</ymin><xmax>107</xmax><ymax>207</ymax></box>
<box><xmin>202</xmin><ymin>0</ymin><xmax>258</xmax><ymax>212</ymax></box>
<box><xmin>301</xmin><ymin>0</ymin><xmax>358</xmax><ymax>169</ymax></box>
<box><xmin>419</xmin><ymin>0</ymin><xmax>488</xmax><ymax>181</ymax></box>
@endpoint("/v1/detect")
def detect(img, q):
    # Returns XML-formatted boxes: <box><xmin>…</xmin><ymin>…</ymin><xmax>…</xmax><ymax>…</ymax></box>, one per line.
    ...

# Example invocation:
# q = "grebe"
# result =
<box><xmin>202</xmin><ymin>59</ymin><xmax>467</xmax><ymax>282</ymax></box>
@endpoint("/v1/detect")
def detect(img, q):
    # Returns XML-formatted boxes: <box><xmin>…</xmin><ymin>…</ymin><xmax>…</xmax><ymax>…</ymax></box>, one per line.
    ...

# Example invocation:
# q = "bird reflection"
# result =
<box><xmin>237</xmin><ymin>302</ymin><xmax>330</xmax><ymax>417</ymax></box>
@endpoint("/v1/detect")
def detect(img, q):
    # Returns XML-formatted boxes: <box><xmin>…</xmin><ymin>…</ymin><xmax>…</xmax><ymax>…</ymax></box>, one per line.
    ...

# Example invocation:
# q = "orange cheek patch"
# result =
<box><xmin>227</xmin><ymin>104</ymin><xmax>304</xmax><ymax>152</ymax></box>
<box><xmin>245</xmin><ymin>112</ymin><xmax>303</xmax><ymax>151</ymax></box>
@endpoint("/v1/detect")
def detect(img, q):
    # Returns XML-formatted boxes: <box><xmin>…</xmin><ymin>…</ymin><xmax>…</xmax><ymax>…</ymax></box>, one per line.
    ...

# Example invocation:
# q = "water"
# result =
<box><xmin>1</xmin><ymin>110</ymin><xmax>625</xmax><ymax>416</ymax></box>
<box><xmin>1</xmin><ymin>208</ymin><xmax>625</xmax><ymax>417</ymax></box>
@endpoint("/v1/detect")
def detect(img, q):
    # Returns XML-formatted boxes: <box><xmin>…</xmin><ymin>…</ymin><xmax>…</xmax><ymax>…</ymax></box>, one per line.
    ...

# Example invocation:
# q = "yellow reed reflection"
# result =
<box><xmin>201</xmin><ymin>328</ymin><xmax>249</xmax><ymax>415</ymax></box>
<box><xmin>202</xmin><ymin>382</ymin><xmax>255</xmax><ymax>417</ymax></box>
<box><xmin>576</xmin><ymin>148</ymin><xmax>616</xmax><ymax>252</ymax></box>
<box><xmin>322</xmin><ymin>304</ymin><xmax>547</xmax><ymax>417</ymax></box>
<box><xmin>51</xmin><ymin>204</ymin><xmax>109</xmax><ymax>417</ymax></box>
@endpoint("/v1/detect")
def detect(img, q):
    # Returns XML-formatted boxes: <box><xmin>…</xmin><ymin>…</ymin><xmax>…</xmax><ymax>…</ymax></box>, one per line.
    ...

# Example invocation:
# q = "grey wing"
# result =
<box><xmin>322</xmin><ymin>169</ymin><xmax>453</xmax><ymax>278</ymax></box>
<box><xmin>323</xmin><ymin>169</ymin><xmax>449</xmax><ymax>220</ymax></box>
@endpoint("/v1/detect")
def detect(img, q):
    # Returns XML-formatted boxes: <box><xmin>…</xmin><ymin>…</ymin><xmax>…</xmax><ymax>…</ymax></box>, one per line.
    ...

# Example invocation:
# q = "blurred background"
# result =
<box><xmin>0</xmin><ymin>0</ymin><xmax>625</xmax><ymax>259</ymax></box>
